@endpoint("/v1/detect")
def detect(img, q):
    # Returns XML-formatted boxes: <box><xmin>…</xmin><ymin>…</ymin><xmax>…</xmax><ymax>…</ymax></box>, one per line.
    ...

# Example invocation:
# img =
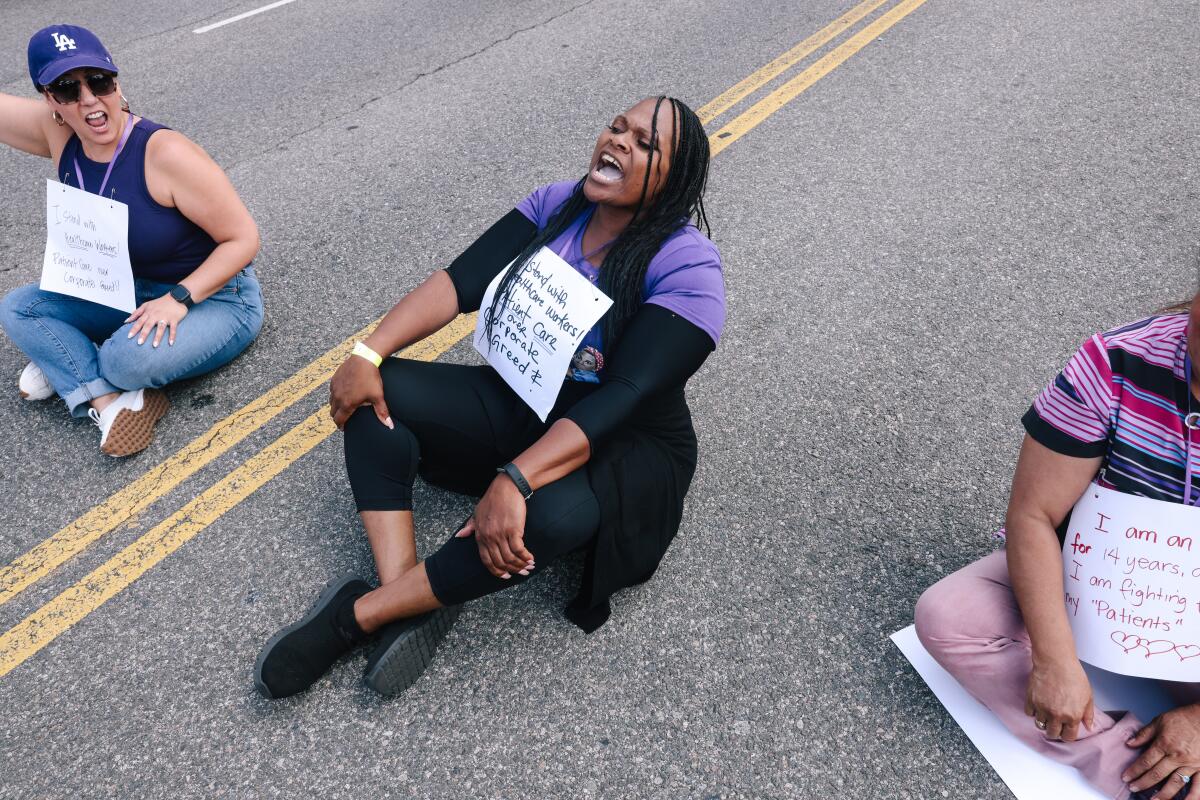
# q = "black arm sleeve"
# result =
<box><xmin>443</xmin><ymin>209</ymin><xmax>538</xmax><ymax>313</ymax></box>
<box><xmin>563</xmin><ymin>303</ymin><xmax>716</xmax><ymax>446</ymax></box>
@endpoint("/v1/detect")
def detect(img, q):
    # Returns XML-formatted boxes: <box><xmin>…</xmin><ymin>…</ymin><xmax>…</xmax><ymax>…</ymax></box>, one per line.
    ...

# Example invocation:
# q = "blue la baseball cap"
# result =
<box><xmin>28</xmin><ymin>25</ymin><xmax>118</xmax><ymax>90</ymax></box>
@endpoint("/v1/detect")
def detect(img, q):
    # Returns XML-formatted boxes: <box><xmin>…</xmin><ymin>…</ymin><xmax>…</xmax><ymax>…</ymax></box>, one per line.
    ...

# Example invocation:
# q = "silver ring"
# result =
<box><xmin>157</xmin><ymin>320</ymin><xmax>168</xmax><ymax>326</ymax></box>
<box><xmin>1035</xmin><ymin>719</ymin><xmax>1047</xmax><ymax>730</ymax></box>
<box><xmin>1186</xmin><ymin>413</ymin><xmax>1200</xmax><ymax>430</ymax></box>
<box><xmin>1181</xmin><ymin>773</ymin><xmax>1192</xmax><ymax>785</ymax></box>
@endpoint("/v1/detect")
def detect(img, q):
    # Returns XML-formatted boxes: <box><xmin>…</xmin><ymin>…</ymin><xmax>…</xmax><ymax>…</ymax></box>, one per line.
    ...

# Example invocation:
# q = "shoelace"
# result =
<box><xmin>87</xmin><ymin>407</ymin><xmax>103</xmax><ymax>429</ymax></box>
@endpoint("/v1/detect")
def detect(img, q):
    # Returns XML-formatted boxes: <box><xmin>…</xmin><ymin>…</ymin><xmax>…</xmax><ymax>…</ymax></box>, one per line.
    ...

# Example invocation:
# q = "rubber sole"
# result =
<box><xmin>101</xmin><ymin>389</ymin><xmax>169</xmax><ymax>457</ymax></box>
<box><xmin>363</xmin><ymin>605</ymin><xmax>461</xmax><ymax>696</ymax></box>
<box><xmin>253</xmin><ymin>575</ymin><xmax>361</xmax><ymax>700</ymax></box>
<box><xmin>18</xmin><ymin>387</ymin><xmax>53</xmax><ymax>401</ymax></box>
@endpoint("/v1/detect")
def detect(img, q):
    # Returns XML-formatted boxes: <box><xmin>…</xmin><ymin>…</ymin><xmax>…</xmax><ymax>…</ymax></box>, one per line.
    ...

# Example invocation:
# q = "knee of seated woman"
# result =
<box><xmin>96</xmin><ymin>336</ymin><xmax>172</xmax><ymax>390</ymax></box>
<box><xmin>914</xmin><ymin>583</ymin><xmax>949</xmax><ymax>641</ymax></box>
<box><xmin>344</xmin><ymin>405</ymin><xmax>417</xmax><ymax>455</ymax></box>
<box><xmin>914</xmin><ymin>571</ymin><xmax>992</xmax><ymax>646</ymax></box>
<box><xmin>0</xmin><ymin>293</ymin><xmax>19</xmax><ymax>335</ymax></box>
<box><xmin>0</xmin><ymin>285</ymin><xmax>40</xmax><ymax>330</ymax></box>
<box><xmin>522</xmin><ymin>493</ymin><xmax>600</xmax><ymax>560</ymax></box>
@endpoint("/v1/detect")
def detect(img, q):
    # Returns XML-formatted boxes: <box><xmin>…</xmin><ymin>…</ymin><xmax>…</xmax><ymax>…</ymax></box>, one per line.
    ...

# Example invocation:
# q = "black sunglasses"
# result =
<box><xmin>45</xmin><ymin>72</ymin><xmax>117</xmax><ymax>105</ymax></box>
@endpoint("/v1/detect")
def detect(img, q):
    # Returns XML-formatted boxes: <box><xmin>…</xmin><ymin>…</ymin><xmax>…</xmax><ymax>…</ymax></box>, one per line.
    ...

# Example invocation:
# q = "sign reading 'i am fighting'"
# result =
<box><xmin>1063</xmin><ymin>483</ymin><xmax>1200</xmax><ymax>681</ymax></box>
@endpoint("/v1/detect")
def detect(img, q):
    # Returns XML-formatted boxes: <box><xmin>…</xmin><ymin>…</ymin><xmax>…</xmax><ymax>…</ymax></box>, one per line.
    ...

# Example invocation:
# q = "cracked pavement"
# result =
<box><xmin>2</xmin><ymin>0</ymin><xmax>1199</xmax><ymax>797</ymax></box>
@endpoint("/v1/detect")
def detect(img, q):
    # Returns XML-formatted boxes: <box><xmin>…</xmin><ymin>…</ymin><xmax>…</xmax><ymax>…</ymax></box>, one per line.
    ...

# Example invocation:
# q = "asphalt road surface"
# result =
<box><xmin>1</xmin><ymin>0</ymin><xmax>1197</xmax><ymax>797</ymax></box>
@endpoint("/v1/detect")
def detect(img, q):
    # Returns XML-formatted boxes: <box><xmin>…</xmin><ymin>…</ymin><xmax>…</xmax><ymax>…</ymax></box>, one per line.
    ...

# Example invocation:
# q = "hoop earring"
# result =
<box><xmin>120</xmin><ymin>95</ymin><xmax>130</xmax><ymax>113</ymax></box>
<box><xmin>51</xmin><ymin>111</ymin><xmax>65</xmax><ymax>126</ymax></box>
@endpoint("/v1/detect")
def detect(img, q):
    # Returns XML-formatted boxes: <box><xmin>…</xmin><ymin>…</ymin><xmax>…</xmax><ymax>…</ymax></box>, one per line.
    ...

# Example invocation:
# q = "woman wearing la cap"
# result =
<box><xmin>915</xmin><ymin>301</ymin><xmax>1200</xmax><ymax>799</ymax></box>
<box><xmin>254</xmin><ymin>96</ymin><xmax>724</xmax><ymax>699</ymax></box>
<box><xmin>0</xmin><ymin>24</ymin><xmax>263</xmax><ymax>456</ymax></box>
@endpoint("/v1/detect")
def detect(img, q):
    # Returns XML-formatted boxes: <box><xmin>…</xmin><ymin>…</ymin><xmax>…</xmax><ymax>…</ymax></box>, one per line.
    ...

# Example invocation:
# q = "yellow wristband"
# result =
<box><xmin>352</xmin><ymin>341</ymin><xmax>383</xmax><ymax>367</ymax></box>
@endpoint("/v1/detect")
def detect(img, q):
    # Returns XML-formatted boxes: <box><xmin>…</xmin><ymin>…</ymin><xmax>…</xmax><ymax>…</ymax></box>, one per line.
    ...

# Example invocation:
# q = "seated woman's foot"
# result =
<box><xmin>254</xmin><ymin>575</ymin><xmax>371</xmax><ymax>699</ymax></box>
<box><xmin>88</xmin><ymin>388</ymin><xmax>169</xmax><ymax>457</ymax></box>
<box><xmin>18</xmin><ymin>362</ymin><xmax>53</xmax><ymax>401</ymax></box>
<box><xmin>363</xmin><ymin>605</ymin><xmax>461</xmax><ymax>696</ymax></box>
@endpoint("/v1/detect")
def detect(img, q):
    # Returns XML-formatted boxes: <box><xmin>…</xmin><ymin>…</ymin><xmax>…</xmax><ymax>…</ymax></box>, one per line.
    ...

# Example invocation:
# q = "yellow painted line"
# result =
<box><xmin>0</xmin><ymin>315</ymin><xmax>472</xmax><ymax>607</ymax></box>
<box><xmin>696</xmin><ymin>0</ymin><xmax>893</xmax><ymax>125</ymax></box>
<box><xmin>0</xmin><ymin>316</ymin><xmax>475</xmax><ymax>679</ymax></box>
<box><xmin>709</xmin><ymin>0</ymin><xmax>929</xmax><ymax>158</ymax></box>
<box><xmin>0</xmin><ymin>409</ymin><xmax>332</xmax><ymax>678</ymax></box>
<box><xmin>0</xmin><ymin>0</ymin><xmax>929</xmax><ymax>678</ymax></box>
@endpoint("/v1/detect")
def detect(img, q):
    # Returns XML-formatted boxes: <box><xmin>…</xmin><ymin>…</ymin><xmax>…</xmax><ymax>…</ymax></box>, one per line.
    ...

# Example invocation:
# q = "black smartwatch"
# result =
<box><xmin>496</xmin><ymin>462</ymin><xmax>533</xmax><ymax>500</ymax></box>
<box><xmin>169</xmin><ymin>284</ymin><xmax>194</xmax><ymax>308</ymax></box>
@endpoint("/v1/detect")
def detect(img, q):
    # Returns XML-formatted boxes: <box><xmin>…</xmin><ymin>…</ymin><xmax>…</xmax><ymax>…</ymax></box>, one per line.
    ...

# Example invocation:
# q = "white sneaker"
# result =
<box><xmin>18</xmin><ymin>362</ymin><xmax>54</xmax><ymax>401</ymax></box>
<box><xmin>87</xmin><ymin>388</ymin><xmax>169</xmax><ymax>457</ymax></box>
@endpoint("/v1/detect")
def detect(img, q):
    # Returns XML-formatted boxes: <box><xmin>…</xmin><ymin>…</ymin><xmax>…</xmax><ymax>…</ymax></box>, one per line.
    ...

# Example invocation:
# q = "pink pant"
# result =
<box><xmin>915</xmin><ymin>551</ymin><xmax>1200</xmax><ymax>800</ymax></box>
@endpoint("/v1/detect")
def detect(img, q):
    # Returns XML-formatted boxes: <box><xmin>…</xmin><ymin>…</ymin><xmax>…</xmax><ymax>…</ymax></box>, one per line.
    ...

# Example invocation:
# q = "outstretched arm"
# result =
<box><xmin>0</xmin><ymin>92</ymin><xmax>73</xmax><ymax>161</ymax></box>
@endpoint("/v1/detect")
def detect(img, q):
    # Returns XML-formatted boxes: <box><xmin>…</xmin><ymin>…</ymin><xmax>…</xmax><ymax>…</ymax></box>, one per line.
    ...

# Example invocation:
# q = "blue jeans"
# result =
<box><xmin>0</xmin><ymin>267</ymin><xmax>263</xmax><ymax>417</ymax></box>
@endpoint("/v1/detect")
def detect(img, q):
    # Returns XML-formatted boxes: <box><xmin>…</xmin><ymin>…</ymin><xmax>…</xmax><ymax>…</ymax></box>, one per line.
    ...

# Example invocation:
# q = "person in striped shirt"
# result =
<box><xmin>915</xmin><ymin>305</ymin><xmax>1200</xmax><ymax>799</ymax></box>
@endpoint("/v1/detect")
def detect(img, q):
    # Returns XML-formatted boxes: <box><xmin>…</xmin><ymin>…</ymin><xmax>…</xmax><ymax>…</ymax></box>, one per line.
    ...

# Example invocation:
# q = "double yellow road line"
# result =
<box><xmin>0</xmin><ymin>0</ymin><xmax>929</xmax><ymax>679</ymax></box>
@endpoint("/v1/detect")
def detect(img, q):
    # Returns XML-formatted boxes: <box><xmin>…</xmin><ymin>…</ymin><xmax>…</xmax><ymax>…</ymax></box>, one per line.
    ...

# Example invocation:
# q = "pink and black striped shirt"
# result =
<box><xmin>1023</xmin><ymin>313</ymin><xmax>1199</xmax><ymax>503</ymax></box>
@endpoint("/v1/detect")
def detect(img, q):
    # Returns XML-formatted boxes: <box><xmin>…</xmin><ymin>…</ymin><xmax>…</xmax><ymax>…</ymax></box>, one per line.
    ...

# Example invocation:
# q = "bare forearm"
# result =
<box><xmin>511</xmin><ymin>419</ymin><xmax>591</xmax><ymax>491</ymax></box>
<box><xmin>1005</xmin><ymin>435</ymin><xmax>1102</xmax><ymax>669</ymax></box>
<box><xmin>363</xmin><ymin>270</ymin><xmax>460</xmax><ymax>357</ymax></box>
<box><xmin>1007</xmin><ymin>514</ymin><xmax>1079</xmax><ymax>667</ymax></box>
<box><xmin>179</xmin><ymin>236</ymin><xmax>258</xmax><ymax>302</ymax></box>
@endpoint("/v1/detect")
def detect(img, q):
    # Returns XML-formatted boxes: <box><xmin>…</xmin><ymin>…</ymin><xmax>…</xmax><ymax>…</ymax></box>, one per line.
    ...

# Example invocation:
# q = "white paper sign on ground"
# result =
<box><xmin>41</xmin><ymin>179</ymin><xmax>135</xmax><ymax>313</ymax></box>
<box><xmin>475</xmin><ymin>247</ymin><xmax>612</xmax><ymax>421</ymax></box>
<box><xmin>892</xmin><ymin>625</ymin><xmax>1173</xmax><ymax>800</ymax></box>
<box><xmin>1062</xmin><ymin>483</ymin><xmax>1200</xmax><ymax>682</ymax></box>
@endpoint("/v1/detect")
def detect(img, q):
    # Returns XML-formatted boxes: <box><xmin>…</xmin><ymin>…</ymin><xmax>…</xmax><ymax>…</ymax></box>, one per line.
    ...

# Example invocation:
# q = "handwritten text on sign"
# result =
<box><xmin>475</xmin><ymin>247</ymin><xmax>612</xmax><ymax>421</ymax></box>
<box><xmin>41</xmin><ymin>180</ymin><xmax>135</xmax><ymax>313</ymax></box>
<box><xmin>1063</xmin><ymin>483</ymin><xmax>1200</xmax><ymax>681</ymax></box>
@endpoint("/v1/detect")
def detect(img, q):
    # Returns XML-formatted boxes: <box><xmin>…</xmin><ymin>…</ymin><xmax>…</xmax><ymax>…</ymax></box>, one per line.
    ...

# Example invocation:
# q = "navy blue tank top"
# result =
<box><xmin>57</xmin><ymin>117</ymin><xmax>217</xmax><ymax>283</ymax></box>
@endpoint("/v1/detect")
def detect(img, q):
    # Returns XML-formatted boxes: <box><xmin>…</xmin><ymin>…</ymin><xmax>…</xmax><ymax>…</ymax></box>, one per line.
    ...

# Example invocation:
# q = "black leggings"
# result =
<box><xmin>342</xmin><ymin>359</ymin><xmax>600</xmax><ymax>606</ymax></box>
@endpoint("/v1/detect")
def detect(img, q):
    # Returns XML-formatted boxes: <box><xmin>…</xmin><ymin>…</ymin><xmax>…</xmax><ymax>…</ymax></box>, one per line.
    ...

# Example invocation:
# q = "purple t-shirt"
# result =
<box><xmin>516</xmin><ymin>181</ymin><xmax>725</xmax><ymax>383</ymax></box>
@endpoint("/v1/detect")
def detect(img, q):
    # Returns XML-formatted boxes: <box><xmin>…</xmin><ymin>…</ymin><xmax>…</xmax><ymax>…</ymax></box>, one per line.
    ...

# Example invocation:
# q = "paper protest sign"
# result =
<box><xmin>475</xmin><ymin>247</ymin><xmax>612</xmax><ymax>421</ymax></box>
<box><xmin>1062</xmin><ymin>483</ymin><xmax>1200</xmax><ymax>681</ymax></box>
<box><xmin>892</xmin><ymin>625</ymin><xmax>1174</xmax><ymax>800</ymax></box>
<box><xmin>41</xmin><ymin>179</ymin><xmax>135</xmax><ymax>313</ymax></box>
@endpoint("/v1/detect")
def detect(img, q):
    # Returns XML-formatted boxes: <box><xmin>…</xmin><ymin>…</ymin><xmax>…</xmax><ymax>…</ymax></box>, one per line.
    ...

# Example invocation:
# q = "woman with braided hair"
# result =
<box><xmin>255</xmin><ymin>96</ymin><xmax>725</xmax><ymax>699</ymax></box>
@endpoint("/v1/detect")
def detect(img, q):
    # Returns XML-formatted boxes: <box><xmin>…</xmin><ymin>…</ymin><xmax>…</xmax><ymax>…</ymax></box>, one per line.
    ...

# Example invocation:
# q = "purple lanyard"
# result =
<box><xmin>73</xmin><ymin>113</ymin><xmax>135</xmax><ymax>198</ymax></box>
<box><xmin>1184</xmin><ymin>351</ymin><xmax>1200</xmax><ymax>506</ymax></box>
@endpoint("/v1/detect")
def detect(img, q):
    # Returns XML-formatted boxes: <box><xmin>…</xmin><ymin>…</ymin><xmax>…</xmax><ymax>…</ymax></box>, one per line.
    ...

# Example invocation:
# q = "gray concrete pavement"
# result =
<box><xmin>1</xmin><ymin>0</ymin><xmax>1198</xmax><ymax>797</ymax></box>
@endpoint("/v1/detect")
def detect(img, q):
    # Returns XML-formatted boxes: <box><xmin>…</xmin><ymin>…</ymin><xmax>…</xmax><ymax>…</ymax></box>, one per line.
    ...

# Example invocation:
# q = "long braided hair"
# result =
<box><xmin>485</xmin><ymin>96</ymin><xmax>711</xmax><ymax>348</ymax></box>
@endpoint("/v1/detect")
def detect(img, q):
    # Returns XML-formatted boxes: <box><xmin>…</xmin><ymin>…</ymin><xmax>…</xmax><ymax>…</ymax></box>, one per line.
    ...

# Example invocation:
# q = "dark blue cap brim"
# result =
<box><xmin>34</xmin><ymin>54</ymin><xmax>118</xmax><ymax>89</ymax></box>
